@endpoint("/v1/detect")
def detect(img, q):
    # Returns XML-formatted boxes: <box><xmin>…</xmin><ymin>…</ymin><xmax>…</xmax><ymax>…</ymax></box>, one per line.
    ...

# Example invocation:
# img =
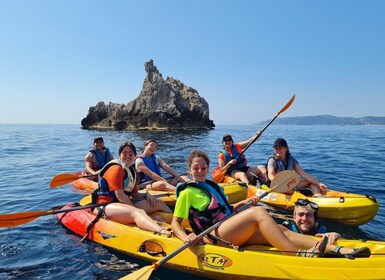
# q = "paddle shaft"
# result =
<box><xmin>0</xmin><ymin>202</ymin><xmax>109</xmax><ymax>227</ymax></box>
<box><xmin>221</xmin><ymin>94</ymin><xmax>296</xmax><ymax>173</ymax></box>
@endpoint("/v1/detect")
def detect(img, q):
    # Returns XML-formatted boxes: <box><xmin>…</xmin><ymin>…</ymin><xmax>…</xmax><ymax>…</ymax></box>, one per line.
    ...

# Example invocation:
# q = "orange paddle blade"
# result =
<box><xmin>50</xmin><ymin>173</ymin><xmax>86</xmax><ymax>187</ymax></box>
<box><xmin>0</xmin><ymin>210</ymin><xmax>53</xmax><ymax>227</ymax></box>
<box><xmin>211</xmin><ymin>166</ymin><xmax>225</xmax><ymax>183</ymax></box>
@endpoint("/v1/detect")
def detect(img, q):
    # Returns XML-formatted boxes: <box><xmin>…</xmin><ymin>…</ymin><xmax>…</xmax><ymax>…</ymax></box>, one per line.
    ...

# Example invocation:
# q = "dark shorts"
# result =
<box><xmin>226</xmin><ymin>166</ymin><xmax>249</xmax><ymax>175</ymax></box>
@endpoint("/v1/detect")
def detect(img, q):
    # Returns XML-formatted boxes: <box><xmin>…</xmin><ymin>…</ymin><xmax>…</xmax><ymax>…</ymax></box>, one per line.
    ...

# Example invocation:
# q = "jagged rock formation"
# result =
<box><xmin>81</xmin><ymin>60</ymin><xmax>215</xmax><ymax>131</ymax></box>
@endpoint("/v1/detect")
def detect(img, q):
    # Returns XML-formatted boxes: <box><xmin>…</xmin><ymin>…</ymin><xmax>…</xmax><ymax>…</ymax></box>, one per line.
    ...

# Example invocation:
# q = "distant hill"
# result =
<box><xmin>258</xmin><ymin>115</ymin><xmax>385</xmax><ymax>125</ymax></box>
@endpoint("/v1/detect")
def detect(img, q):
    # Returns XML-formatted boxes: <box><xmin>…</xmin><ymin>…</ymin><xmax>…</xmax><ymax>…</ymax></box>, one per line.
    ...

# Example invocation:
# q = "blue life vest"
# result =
<box><xmin>221</xmin><ymin>145</ymin><xmax>247</xmax><ymax>171</ymax></box>
<box><xmin>137</xmin><ymin>154</ymin><xmax>161</xmax><ymax>182</ymax></box>
<box><xmin>90</xmin><ymin>147</ymin><xmax>111</xmax><ymax>171</ymax></box>
<box><xmin>176</xmin><ymin>180</ymin><xmax>233</xmax><ymax>234</ymax></box>
<box><xmin>97</xmin><ymin>159</ymin><xmax>137</xmax><ymax>200</ymax></box>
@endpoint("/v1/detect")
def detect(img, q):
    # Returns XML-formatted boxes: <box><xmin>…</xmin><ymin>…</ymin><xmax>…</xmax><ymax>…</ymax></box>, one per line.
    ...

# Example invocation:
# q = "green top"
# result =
<box><xmin>173</xmin><ymin>186</ymin><xmax>210</xmax><ymax>219</ymax></box>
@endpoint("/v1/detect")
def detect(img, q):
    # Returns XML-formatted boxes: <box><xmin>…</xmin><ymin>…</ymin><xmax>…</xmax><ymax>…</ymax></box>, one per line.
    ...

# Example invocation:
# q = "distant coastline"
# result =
<box><xmin>258</xmin><ymin>115</ymin><xmax>385</xmax><ymax>125</ymax></box>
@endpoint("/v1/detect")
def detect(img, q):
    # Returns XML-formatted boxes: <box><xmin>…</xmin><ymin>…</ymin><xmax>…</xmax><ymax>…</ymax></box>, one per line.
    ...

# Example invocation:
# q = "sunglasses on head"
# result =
<box><xmin>295</xmin><ymin>199</ymin><xmax>319</xmax><ymax>211</ymax></box>
<box><xmin>192</xmin><ymin>164</ymin><xmax>208</xmax><ymax>171</ymax></box>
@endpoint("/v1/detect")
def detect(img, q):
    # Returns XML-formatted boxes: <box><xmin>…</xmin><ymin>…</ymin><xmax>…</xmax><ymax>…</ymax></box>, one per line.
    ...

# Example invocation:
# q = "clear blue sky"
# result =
<box><xmin>1</xmin><ymin>0</ymin><xmax>384</xmax><ymax>125</ymax></box>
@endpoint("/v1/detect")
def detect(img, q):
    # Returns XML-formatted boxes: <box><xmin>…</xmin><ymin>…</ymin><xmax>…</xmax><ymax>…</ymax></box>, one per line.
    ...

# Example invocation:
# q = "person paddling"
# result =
<box><xmin>217</xmin><ymin>133</ymin><xmax>266</xmax><ymax>185</ymax></box>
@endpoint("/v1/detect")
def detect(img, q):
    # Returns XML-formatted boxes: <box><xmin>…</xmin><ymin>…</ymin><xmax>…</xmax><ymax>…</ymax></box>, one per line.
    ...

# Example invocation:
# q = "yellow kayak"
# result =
<box><xmin>247</xmin><ymin>184</ymin><xmax>379</xmax><ymax>226</ymax></box>
<box><xmin>57</xmin><ymin>201</ymin><xmax>385</xmax><ymax>280</ymax></box>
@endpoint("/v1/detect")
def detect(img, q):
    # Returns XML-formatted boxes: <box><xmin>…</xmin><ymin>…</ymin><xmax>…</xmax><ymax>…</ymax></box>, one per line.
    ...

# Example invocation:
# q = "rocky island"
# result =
<box><xmin>81</xmin><ymin>59</ymin><xmax>215</xmax><ymax>131</ymax></box>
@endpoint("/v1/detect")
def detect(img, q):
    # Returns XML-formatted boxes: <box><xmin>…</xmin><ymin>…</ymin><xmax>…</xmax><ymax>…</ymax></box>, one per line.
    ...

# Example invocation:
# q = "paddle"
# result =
<box><xmin>50</xmin><ymin>173</ymin><xmax>188</xmax><ymax>189</ymax></box>
<box><xmin>0</xmin><ymin>202</ymin><xmax>109</xmax><ymax>228</ymax></box>
<box><xmin>50</xmin><ymin>173</ymin><xmax>94</xmax><ymax>188</ymax></box>
<box><xmin>119</xmin><ymin>170</ymin><xmax>299</xmax><ymax>280</ymax></box>
<box><xmin>212</xmin><ymin>94</ymin><xmax>296</xmax><ymax>183</ymax></box>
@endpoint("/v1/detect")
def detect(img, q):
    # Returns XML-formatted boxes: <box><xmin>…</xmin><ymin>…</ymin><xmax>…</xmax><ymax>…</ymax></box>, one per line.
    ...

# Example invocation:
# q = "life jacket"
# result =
<box><xmin>266</xmin><ymin>154</ymin><xmax>295</xmax><ymax>173</ymax></box>
<box><xmin>176</xmin><ymin>180</ymin><xmax>233</xmax><ymax>234</ymax></box>
<box><xmin>137</xmin><ymin>154</ymin><xmax>161</xmax><ymax>182</ymax></box>
<box><xmin>282</xmin><ymin>220</ymin><xmax>327</xmax><ymax>235</ymax></box>
<box><xmin>90</xmin><ymin>147</ymin><xmax>111</xmax><ymax>171</ymax></box>
<box><xmin>221</xmin><ymin>145</ymin><xmax>247</xmax><ymax>171</ymax></box>
<box><xmin>96</xmin><ymin>159</ymin><xmax>137</xmax><ymax>201</ymax></box>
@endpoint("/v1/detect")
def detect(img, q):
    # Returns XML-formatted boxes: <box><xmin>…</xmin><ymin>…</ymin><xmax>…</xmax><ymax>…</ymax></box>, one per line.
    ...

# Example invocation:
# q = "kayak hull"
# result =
<box><xmin>57</xmin><ymin>204</ymin><xmax>385</xmax><ymax>280</ymax></box>
<box><xmin>247</xmin><ymin>185</ymin><xmax>379</xmax><ymax>226</ymax></box>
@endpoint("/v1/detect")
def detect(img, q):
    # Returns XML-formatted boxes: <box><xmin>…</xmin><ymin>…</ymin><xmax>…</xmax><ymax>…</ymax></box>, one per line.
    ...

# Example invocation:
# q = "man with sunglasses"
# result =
<box><xmin>281</xmin><ymin>199</ymin><xmax>341</xmax><ymax>244</ymax></box>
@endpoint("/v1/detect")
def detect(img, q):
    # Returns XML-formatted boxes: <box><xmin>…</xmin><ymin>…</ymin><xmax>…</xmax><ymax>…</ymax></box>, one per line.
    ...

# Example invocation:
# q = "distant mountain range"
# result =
<box><xmin>258</xmin><ymin>115</ymin><xmax>385</xmax><ymax>125</ymax></box>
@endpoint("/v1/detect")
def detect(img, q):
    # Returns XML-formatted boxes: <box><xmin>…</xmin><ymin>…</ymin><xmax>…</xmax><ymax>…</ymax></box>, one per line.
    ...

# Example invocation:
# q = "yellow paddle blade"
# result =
<box><xmin>50</xmin><ymin>173</ymin><xmax>84</xmax><ymax>187</ymax></box>
<box><xmin>119</xmin><ymin>265</ymin><xmax>156</xmax><ymax>280</ymax></box>
<box><xmin>269</xmin><ymin>170</ymin><xmax>300</xmax><ymax>193</ymax></box>
<box><xmin>0</xmin><ymin>210</ymin><xmax>53</xmax><ymax>227</ymax></box>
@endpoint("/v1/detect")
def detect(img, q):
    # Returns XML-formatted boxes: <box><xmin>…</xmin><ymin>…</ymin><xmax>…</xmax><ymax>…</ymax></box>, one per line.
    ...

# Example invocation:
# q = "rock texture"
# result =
<box><xmin>81</xmin><ymin>60</ymin><xmax>215</xmax><ymax>131</ymax></box>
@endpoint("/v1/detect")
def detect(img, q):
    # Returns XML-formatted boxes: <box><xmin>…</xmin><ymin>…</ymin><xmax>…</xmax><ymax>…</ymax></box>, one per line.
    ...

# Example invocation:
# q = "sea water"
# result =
<box><xmin>0</xmin><ymin>124</ymin><xmax>384</xmax><ymax>279</ymax></box>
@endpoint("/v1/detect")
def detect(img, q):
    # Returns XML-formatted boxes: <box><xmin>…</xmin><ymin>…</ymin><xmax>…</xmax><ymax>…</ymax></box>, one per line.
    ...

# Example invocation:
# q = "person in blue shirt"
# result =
<box><xmin>281</xmin><ymin>199</ymin><xmax>341</xmax><ymax>244</ymax></box>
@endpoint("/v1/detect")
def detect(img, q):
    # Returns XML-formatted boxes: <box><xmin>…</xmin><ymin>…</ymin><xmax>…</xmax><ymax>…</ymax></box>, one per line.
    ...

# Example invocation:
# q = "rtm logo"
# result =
<box><xmin>198</xmin><ymin>253</ymin><xmax>233</xmax><ymax>269</ymax></box>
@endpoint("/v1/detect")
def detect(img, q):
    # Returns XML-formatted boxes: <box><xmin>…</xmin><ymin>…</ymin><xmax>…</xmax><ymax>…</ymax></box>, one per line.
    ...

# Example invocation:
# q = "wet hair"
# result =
<box><xmin>187</xmin><ymin>149</ymin><xmax>210</xmax><ymax>168</ymax></box>
<box><xmin>119</xmin><ymin>142</ymin><xmax>137</xmax><ymax>156</ymax></box>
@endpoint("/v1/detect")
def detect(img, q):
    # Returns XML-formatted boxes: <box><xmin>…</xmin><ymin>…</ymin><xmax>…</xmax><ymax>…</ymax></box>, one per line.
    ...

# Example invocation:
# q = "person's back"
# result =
<box><xmin>84</xmin><ymin>136</ymin><xmax>114</xmax><ymax>180</ymax></box>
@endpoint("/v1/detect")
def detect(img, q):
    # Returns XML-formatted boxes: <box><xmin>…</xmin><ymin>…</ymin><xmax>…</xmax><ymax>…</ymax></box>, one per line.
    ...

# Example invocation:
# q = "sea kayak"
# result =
<box><xmin>247</xmin><ymin>184</ymin><xmax>379</xmax><ymax>226</ymax></box>
<box><xmin>57</xmin><ymin>202</ymin><xmax>385</xmax><ymax>280</ymax></box>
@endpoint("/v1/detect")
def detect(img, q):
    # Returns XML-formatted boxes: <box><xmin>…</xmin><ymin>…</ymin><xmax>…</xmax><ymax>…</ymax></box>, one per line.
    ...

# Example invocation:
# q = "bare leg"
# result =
<box><xmin>147</xmin><ymin>181</ymin><xmax>176</xmax><ymax>192</ymax></box>
<box><xmin>231</xmin><ymin>170</ymin><xmax>249</xmax><ymax>184</ymax></box>
<box><xmin>103</xmin><ymin>203</ymin><xmax>166</xmax><ymax>233</ymax></box>
<box><xmin>213</xmin><ymin>207</ymin><xmax>299</xmax><ymax>255</ymax></box>
<box><xmin>134</xmin><ymin>199</ymin><xmax>172</xmax><ymax>214</ymax></box>
<box><xmin>247</xmin><ymin>166</ymin><xmax>267</xmax><ymax>181</ymax></box>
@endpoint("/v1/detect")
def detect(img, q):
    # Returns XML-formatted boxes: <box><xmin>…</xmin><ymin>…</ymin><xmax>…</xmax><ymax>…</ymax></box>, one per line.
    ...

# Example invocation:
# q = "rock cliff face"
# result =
<box><xmin>81</xmin><ymin>60</ymin><xmax>215</xmax><ymax>131</ymax></box>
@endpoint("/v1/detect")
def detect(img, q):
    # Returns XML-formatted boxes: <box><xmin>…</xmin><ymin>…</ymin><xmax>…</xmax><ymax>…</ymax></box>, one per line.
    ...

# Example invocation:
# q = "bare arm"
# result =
<box><xmin>114</xmin><ymin>189</ymin><xmax>134</xmax><ymax>206</ymax></box>
<box><xmin>294</xmin><ymin>164</ymin><xmax>327</xmax><ymax>190</ymax></box>
<box><xmin>171</xmin><ymin>216</ymin><xmax>200</xmax><ymax>245</ymax></box>
<box><xmin>136</xmin><ymin>161</ymin><xmax>166</xmax><ymax>182</ymax></box>
<box><xmin>84</xmin><ymin>152</ymin><xmax>99</xmax><ymax>175</ymax></box>
<box><xmin>158</xmin><ymin>157</ymin><xmax>182</xmax><ymax>181</ymax></box>
<box><xmin>315</xmin><ymin>232</ymin><xmax>341</xmax><ymax>244</ymax></box>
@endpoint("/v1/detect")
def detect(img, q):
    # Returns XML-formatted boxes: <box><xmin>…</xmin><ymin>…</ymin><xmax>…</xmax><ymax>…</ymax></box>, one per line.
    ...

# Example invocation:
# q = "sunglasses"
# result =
<box><xmin>223</xmin><ymin>138</ymin><xmax>232</xmax><ymax>142</ymax></box>
<box><xmin>294</xmin><ymin>199</ymin><xmax>319</xmax><ymax>211</ymax></box>
<box><xmin>122</xmin><ymin>151</ymin><xmax>135</xmax><ymax>156</ymax></box>
<box><xmin>192</xmin><ymin>164</ymin><xmax>208</xmax><ymax>171</ymax></box>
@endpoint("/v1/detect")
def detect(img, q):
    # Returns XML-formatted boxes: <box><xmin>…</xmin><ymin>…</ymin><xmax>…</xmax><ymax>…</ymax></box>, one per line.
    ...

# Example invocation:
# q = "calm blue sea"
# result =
<box><xmin>0</xmin><ymin>124</ymin><xmax>384</xmax><ymax>279</ymax></box>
